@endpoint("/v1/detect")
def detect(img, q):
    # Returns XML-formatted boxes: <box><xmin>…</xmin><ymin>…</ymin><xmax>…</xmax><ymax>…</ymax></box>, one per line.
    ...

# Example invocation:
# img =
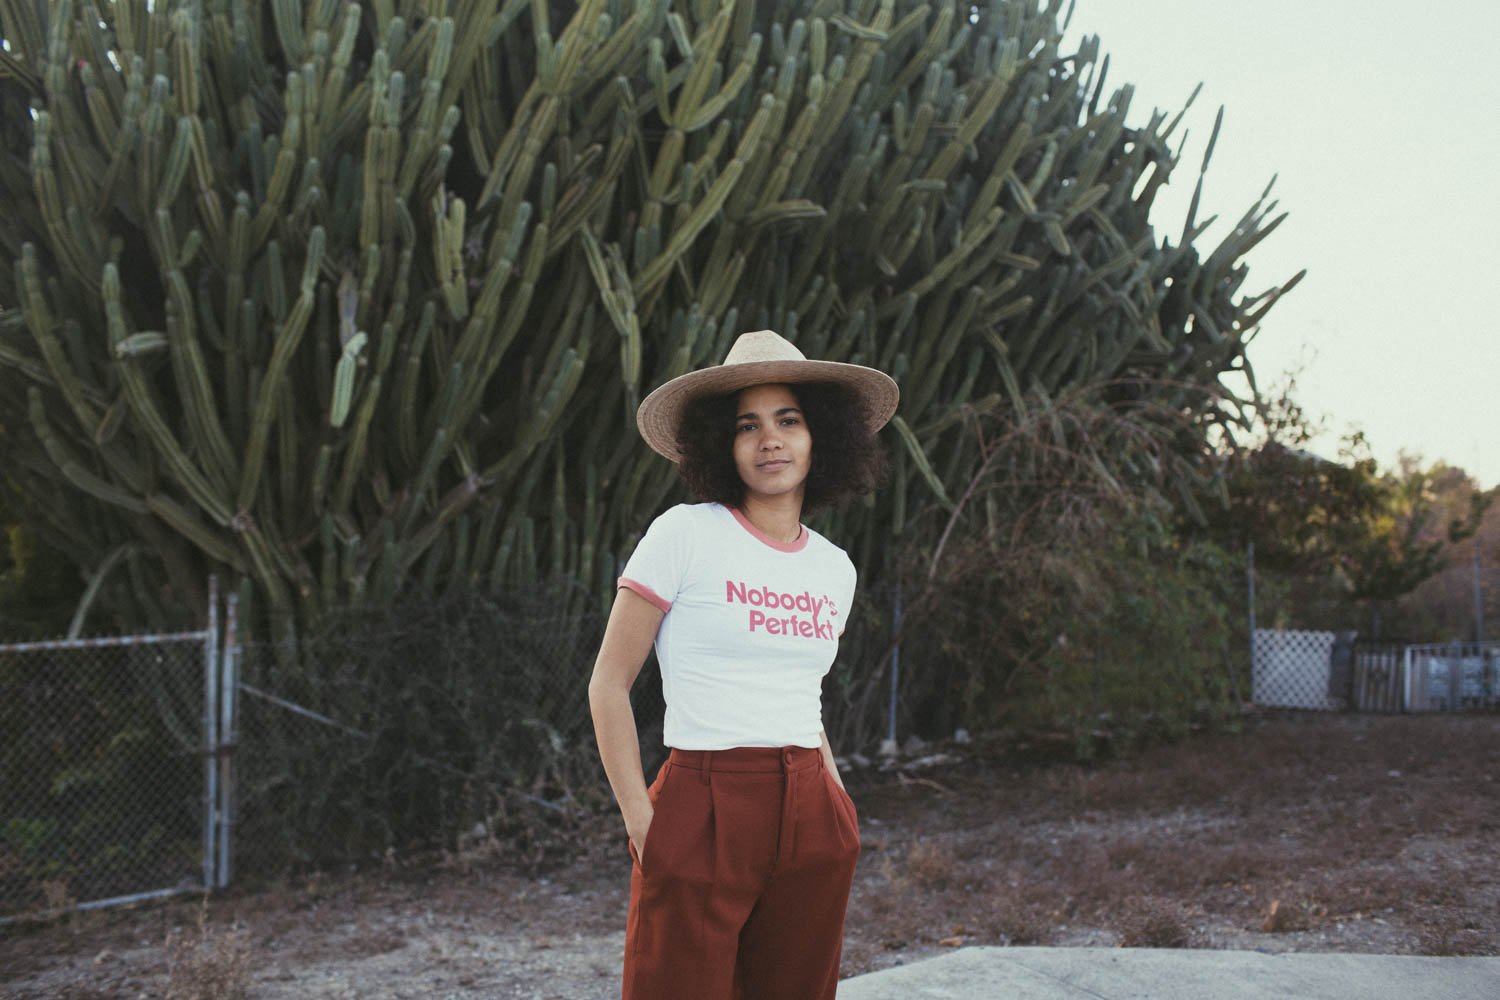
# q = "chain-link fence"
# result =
<box><xmin>229</xmin><ymin>583</ymin><xmax>647</xmax><ymax>873</ymax></box>
<box><xmin>1</xmin><ymin>629</ymin><xmax>216</xmax><ymax>921</ymax></box>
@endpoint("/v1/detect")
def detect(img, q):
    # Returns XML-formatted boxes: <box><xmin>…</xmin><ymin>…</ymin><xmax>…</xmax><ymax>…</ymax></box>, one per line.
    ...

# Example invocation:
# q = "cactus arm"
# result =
<box><xmin>236</xmin><ymin>226</ymin><xmax>324</xmax><ymax>513</ymax></box>
<box><xmin>26</xmin><ymin>386</ymin><xmax>149</xmax><ymax>515</ymax></box>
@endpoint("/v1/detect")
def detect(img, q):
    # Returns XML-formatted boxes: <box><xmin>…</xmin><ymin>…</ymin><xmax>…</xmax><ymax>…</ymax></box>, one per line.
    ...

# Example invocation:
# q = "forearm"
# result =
<box><xmin>819</xmin><ymin>727</ymin><xmax>845</xmax><ymax>790</ymax></box>
<box><xmin>586</xmin><ymin>588</ymin><xmax>664</xmax><ymax>847</ymax></box>
<box><xmin>589</xmin><ymin>679</ymin><xmax>653</xmax><ymax>841</ymax></box>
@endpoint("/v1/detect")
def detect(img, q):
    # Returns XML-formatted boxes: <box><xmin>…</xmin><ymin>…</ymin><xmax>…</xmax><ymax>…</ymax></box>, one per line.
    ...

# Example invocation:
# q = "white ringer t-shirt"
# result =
<box><xmin>618</xmin><ymin>502</ymin><xmax>858</xmax><ymax>750</ymax></box>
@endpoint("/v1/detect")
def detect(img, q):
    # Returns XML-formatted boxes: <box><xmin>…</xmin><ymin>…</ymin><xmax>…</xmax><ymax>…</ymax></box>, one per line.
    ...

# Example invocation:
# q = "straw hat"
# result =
<box><xmin>635</xmin><ymin>329</ymin><xmax>900</xmax><ymax>462</ymax></box>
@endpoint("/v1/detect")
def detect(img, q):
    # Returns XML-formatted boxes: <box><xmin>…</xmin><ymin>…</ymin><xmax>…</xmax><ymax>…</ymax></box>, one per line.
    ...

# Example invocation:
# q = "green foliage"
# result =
<box><xmin>1342</xmin><ymin>459</ymin><xmax>1488</xmax><ymax>608</ymax></box>
<box><xmin>1021</xmin><ymin>530</ymin><xmax>1243</xmax><ymax>759</ymax></box>
<box><xmin>837</xmin><ymin>383</ymin><xmax>1247</xmax><ymax>756</ymax></box>
<box><xmin>1199</xmin><ymin>388</ymin><xmax>1387</xmax><ymax>579</ymax></box>
<box><xmin>1395</xmin><ymin>479</ymin><xmax>1499</xmax><ymax>642</ymax></box>
<box><xmin>0</xmin><ymin>0</ymin><xmax>1295</xmax><ymax>647</ymax></box>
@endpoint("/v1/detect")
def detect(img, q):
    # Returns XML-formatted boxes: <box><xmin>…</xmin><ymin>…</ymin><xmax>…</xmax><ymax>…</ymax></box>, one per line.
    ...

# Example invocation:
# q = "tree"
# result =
<box><xmin>1344</xmin><ymin>458</ymin><xmax>1489</xmax><ymax>637</ymax></box>
<box><xmin>0</xmin><ymin>0</ymin><xmax>1296</xmax><ymax>644</ymax></box>
<box><xmin>1197</xmin><ymin>384</ymin><xmax>1489</xmax><ymax>636</ymax></box>
<box><xmin>1199</xmin><ymin>386</ymin><xmax>1386</xmax><ymax>580</ymax></box>
<box><xmin>1396</xmin><ymin>475</ymin><xmax>1499</xmax><ymax>642</ymax></box>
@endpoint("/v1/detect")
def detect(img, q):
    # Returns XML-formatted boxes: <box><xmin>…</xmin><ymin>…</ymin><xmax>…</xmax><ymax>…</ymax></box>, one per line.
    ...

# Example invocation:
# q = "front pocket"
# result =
<box><xmin>824</xmin><ymin>768</ymin><xmax>858</xmax><ymax>831</ymax></box>
<box><xmin>634</xmin><ymin>764</ymin><xmax>675</xmax><ymax>878</ymax></box>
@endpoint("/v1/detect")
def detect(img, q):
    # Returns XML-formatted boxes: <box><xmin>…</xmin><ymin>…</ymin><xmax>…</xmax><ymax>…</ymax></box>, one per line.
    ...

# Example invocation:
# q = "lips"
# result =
<box><xmin>757</xmin><ymin>459</ymin><xmax>791</xmax><ymax>471</ymax></box>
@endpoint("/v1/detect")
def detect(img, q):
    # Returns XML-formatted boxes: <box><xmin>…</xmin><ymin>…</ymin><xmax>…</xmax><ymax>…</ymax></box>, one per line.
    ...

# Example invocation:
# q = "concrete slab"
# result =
<box><xmin>838</xmin><ymin>947</ymin><xmax>1500</xmax><ymax>1000</ymax></box>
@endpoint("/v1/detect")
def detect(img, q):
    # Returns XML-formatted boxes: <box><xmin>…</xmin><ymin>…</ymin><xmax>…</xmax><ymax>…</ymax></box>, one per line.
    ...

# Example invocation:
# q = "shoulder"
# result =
<box><xmin>641</xmin><ymin>502</ymin><xmax>721</xmax><ymax>545</ymax></box>
<box><xmin>647</xmin><ymin>502</ymin><xmax>709</xmax><ymax>528</ymax></box>
<box><xmin>803</xmin><ymin>526</ymin><xmax>857</xmax><ymax>577</ymax></box>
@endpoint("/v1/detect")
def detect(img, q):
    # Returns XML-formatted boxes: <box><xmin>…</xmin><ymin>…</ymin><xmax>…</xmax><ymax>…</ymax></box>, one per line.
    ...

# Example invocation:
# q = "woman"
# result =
<box><xmin>588</xmin><ymin>329</ymin><xmax>898</xmax><ymax>1000</ymax></box>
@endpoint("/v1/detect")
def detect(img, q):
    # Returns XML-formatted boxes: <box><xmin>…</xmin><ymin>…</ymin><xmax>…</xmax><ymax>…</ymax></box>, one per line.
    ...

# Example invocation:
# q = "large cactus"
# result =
<box><xmin>0</xmin><ymin>0</ymin><xmax>1297</xmax><ymax>642</ymax></box>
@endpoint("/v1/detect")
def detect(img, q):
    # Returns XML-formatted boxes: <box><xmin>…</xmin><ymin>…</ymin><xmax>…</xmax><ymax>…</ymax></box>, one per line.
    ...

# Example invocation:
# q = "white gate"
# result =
<box><xmin>1251</xmin><ymin>628</ymin><xmax>1342</xmax><ymax>710</ymax></box>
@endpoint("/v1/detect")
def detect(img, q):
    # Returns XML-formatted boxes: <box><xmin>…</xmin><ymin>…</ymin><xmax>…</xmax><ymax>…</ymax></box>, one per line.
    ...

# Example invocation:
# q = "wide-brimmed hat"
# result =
<box><xmin>635</xmin><ymin>329</ymin><xmax>900</xmax><ymax>461</ymax></box>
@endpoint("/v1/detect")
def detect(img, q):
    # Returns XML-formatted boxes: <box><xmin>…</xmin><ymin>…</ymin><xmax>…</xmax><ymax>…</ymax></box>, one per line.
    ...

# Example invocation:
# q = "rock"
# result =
<box><xmin>901</xmin><ymin>752</ymin><xmax>956</xmax><ymax>771</ymax></box>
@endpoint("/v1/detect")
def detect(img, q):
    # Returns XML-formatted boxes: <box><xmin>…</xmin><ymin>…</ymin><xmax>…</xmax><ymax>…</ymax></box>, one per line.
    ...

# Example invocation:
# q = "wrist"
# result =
<box><xmin>621</xmin><ymin>797</ymin><xmax>653</xmax><ymax>837</ymax></box>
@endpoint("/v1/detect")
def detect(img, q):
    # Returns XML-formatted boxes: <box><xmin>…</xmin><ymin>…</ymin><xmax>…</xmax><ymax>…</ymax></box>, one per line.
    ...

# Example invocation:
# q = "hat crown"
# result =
<box><xmin>721</xmin><ymin>329</ymin><xmax>806</xmax><ymax>367</ymax></box>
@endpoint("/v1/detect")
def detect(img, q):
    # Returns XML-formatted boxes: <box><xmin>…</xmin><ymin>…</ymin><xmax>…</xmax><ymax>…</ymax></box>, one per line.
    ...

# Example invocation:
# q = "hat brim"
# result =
<box><xmin>635</xmin><ymin>359</ymin><xmax>899</xmax><ymax>462</ymax></box>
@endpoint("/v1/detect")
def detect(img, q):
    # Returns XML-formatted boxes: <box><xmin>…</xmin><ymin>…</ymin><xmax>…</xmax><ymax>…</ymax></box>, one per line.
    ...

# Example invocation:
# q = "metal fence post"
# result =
<box><xmin>218</xmin><ymin>589</ymin><xmax>239</xmax><ymax>889</ymax></box>
<box><xmin>881</xmin><ymin>577</ymin><xmax>902</xmax><ymax>757</ymax></box>
<box><xmin>202</xmin><ymin>575</ymin><xmax>220</xmax><ymax>891</ymax></box>
<box><xmin>1246</xmin><ymin>541</ymin><xmax>1257</xmax><ymax>677</ymax></box>
<box><xmin>1401</xmin><ymin>645</ymin><xmax>1413</xmax><ymax>712</ymax></box>
<box><xmin>1475</xmin><ymin>545</ymin><xmax>1486</xmax><ymax>644</ymax></box>
<box><xmin>1448</xmin><ymin>640</ymin><xmax>1463</xmax><ymax>710</ymax></box>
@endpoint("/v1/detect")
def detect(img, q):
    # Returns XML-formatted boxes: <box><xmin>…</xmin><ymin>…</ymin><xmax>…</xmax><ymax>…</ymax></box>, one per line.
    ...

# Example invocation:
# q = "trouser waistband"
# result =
<box><xmin>667</xmin><ymin>746</ymin><xmax>822</xmax><ymax>774</ymax></box>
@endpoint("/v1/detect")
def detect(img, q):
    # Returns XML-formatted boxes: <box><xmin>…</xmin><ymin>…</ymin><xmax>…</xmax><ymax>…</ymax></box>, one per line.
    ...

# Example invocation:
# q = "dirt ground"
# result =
<box><xmin>4</xmin><ymin>711</ymin><xmax>1498</xmax><ymax>998</ymax></box>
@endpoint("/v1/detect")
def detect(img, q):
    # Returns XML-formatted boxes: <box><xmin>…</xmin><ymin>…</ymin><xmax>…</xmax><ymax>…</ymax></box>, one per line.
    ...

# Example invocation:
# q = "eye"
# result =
<box><xmin>736</xmin><ymin>422</ymin><xmax>756</xmax><ymax>434</ymax></box>
<box><xmin>780</xmin><ymin>416</ymin><xmax>802</xmax><ymax>427</ymax></box>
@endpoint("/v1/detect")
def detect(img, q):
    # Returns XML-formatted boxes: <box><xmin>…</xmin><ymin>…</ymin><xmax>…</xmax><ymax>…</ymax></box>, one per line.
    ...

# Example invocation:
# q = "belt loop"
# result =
<box><xmin>701</xmin><ymin>749</ymin><xmax>712</xmax><ymax>785</ymax></box>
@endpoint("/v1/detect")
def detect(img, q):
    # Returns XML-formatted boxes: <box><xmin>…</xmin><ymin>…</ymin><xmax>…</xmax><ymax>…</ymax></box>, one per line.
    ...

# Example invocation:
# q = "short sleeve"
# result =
<box><xmin>618</xmin><ymin>505</ymin><xmax>696</xmax><ymax>613</ymax></box>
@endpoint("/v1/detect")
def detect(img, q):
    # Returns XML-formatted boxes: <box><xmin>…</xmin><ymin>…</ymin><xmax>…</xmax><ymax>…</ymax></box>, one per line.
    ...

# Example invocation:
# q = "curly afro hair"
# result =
<box><xmin>673</xmin><ymin>381</ymin><xmax>888</xmax><ymax>516</ymax></box>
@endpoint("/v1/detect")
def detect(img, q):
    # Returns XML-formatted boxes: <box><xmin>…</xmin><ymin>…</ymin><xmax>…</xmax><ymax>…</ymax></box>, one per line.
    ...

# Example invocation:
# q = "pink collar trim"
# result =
<box><xmin>728</xmin><ymin>506</ymin><xmax>808</xmax><ymax>552</ymax></box>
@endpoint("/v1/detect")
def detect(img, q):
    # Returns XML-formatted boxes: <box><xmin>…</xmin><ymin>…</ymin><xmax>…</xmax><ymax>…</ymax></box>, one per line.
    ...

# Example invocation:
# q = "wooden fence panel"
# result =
<box><xmin>1351</xmin><ymin>642</ymin><xmax>1405</xmax><ymax>713</ymax></box>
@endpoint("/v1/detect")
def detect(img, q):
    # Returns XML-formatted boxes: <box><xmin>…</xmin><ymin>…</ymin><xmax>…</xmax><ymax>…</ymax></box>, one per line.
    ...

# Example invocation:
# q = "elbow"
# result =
<box><xmin>587</xmin><ymin>667</ymin><xmax>618</xmax><ymax>716</ymax></box>
<box><xmin>587</xmin><ymin>671</ymin><xmax>604</xmax><ymax>714</ymax></box>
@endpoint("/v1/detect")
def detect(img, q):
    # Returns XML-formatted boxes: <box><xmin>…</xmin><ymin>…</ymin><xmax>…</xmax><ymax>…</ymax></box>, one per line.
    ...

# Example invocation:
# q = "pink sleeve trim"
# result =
<box><xmin>618</xmin><ymin>577</ymin><xmax>672</xmax><ymax>613</ymax></box>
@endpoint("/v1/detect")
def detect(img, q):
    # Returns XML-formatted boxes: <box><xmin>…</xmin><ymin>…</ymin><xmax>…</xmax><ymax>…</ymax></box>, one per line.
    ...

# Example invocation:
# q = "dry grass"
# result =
<box><xmin>842</xmin><ymin>712</ymin><xmax>1500</xmax><ymax>967</ymax></box>
<box><xmin>161</xmin><ymin>896</ymin><xmax>254</xmax><ymax>1000</ymax></box>
<box><xmin>1118</xmin><ymin>897</ymin><xmax>1195</xmax><ymax>948</ymax></box>
<box><xmin>2</xmin><ymin>712</ymin><xmax>1496</xmax><ymax>997</ymax></box>
<box><xmin>880</xmin><ymin>839</ymin><xmax>962</xmax><ymax>892</ymax></box>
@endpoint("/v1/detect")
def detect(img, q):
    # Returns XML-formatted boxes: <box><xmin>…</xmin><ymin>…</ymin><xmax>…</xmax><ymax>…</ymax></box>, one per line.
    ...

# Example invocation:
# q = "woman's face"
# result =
<box><xmin>732</xmin><ymin>383</ymin><xmax>811</xmax><ymax>503</ymax></box>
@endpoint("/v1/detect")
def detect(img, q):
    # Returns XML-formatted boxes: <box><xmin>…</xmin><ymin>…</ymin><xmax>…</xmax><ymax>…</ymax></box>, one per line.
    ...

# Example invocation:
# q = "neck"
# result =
<box><xmin>738</xmin><ymin>492</ymin><xmax>804</xmax><ymax>543</ymax></box>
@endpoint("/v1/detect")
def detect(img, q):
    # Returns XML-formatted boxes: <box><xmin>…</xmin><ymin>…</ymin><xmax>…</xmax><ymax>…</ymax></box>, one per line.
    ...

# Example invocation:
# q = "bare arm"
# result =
<box><xmin>587</xmin><ymin>588</ymin><xmax>666</xmax><ymax>857</ymax></box>
<box><xmin>819</xmin><ymin>727</ymin><xmax>846</xmax><ymax>791</ymax></box>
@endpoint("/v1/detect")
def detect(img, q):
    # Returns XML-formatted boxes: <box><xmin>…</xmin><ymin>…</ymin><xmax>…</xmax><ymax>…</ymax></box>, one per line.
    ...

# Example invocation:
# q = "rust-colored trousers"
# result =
<box><xmin>621</xmin><ymin>745</ymin><xmax>861</xmax><ymax>1000</ymax></box>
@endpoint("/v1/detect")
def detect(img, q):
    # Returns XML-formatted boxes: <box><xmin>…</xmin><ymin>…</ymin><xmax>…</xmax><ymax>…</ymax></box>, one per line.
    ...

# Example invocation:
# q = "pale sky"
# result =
<box><xmin>1062</xmin><ymin>0</ymin><xmax>1500</xmax><ymax>488</ymax></box>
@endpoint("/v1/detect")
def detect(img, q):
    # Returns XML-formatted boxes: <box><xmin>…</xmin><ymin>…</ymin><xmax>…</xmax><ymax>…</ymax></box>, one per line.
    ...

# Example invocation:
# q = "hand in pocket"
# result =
<box><xmin>628</xmin><ymin>805</ymin><xmax>655</xmax><ymax>870</ymax></box>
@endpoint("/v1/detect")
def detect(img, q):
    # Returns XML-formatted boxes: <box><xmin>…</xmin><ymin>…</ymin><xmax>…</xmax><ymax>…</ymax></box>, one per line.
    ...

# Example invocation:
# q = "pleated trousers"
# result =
<box><xmin>621</xmin><ymin>745</ymin><xmax>861</xmax><ymax>1000</ymax></box>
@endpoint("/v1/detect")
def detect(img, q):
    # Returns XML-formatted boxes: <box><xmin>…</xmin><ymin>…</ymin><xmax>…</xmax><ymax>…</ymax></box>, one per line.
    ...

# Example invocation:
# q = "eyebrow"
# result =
<box><xmin>736</xmin><ymin>406</ymin><xmax>804</xmax><ymax>421</ymax></box>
